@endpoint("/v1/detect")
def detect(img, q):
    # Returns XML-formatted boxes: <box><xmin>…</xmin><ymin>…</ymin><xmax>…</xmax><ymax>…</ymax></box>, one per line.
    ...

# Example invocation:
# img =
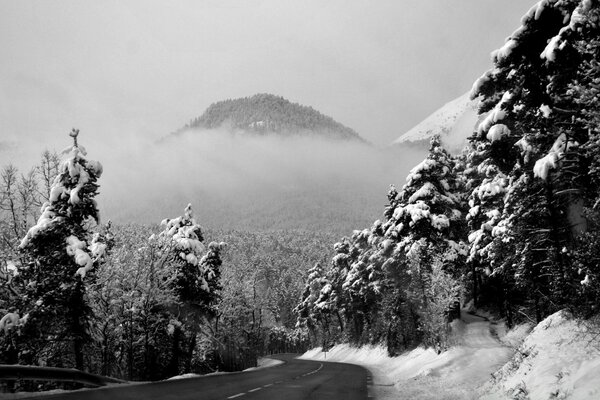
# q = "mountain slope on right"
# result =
<box><xmin>392</xmin><ymin>91</ymin><xmax>480</xmax><ymax>151</ymax></box>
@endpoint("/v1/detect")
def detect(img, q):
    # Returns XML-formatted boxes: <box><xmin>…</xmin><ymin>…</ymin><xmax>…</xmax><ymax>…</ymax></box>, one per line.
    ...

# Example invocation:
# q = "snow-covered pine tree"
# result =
<box><xmin>16</xmin><ymin>129</ymin><xmax>104</xmax><ymax>370</ymax></box>
<box><xmin>313</xmin><ymin>238</ymin><xmax>352</xmax><ymax>334</ymax></box>
<box><xmin>294</xmin><ymin>262</ymin><xmax>328</xmax><ymax>340</ymax></box>
<box><xmin>542</xmin><ymin>0</ymin><xmax>600</xmax><ymax>315</ymax></box>
<box><xmin>467</xmin><ymin>0</ymin><xmax>591</xmax><ymax>321</ymax></box>
<box><xmin>340</xmin><ymin>220</ymin><xmax>389</xmax><ymax>344</ymax></box>
<box><xmin>386</xmin><ymin>136</ymin><xmax>466</xmax><ymax>269</ymax></box>
<box><xmin>378</xmin><ymin>136</ymin><xmax>466</xmax><ymax>346</ymax></box>
<box><xmin>158</xmin><ymin>204</ymin><xmax>224</xmax><ymax>374</ymax></box>
<box><xmin>464</xmin><ymin>141</ymin><xmax>511</xmax><ymax>309</ymax></box>
<box><xmin>159</xmin><ymin>205</ymin><xmax>206</xmax><ymax>302</ymax></box>
<box><xmin>464</xmin><ymin>0</ymin><xmax>598</xmax><ymax>319</ymax></box>
<box><xmin>197</xmin><ymin>241</ymin><xmax>224</xmax><ymax>316</ymax></box>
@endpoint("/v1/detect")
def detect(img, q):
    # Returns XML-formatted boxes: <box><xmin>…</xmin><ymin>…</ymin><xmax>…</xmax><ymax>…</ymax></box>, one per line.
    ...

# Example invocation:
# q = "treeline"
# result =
<box><xmin>0</xmin><ymin>146</ymin><xmax>329</xmax><ymax>385</ymax></box>
<box><xmin>176</xmin><ymin>93</ymin><xmax>363</xmax><ymax>140</ymax></box>
<box><xmin>296</xmin><ymin>0</ymin><xmax>600</xmax><ymax>355</ymax></box>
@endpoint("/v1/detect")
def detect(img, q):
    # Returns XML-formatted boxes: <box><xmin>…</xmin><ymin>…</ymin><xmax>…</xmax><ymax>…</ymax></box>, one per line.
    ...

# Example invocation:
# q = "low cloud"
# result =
<box><xmin>95</xmin><ymin>129</ymin><xmax>427</xmax><ymax>233</ymax></box>
<box><xmin>2</xmin><ymin>129</ymin><xmax>427</xmax><ymax>234</ymax></box>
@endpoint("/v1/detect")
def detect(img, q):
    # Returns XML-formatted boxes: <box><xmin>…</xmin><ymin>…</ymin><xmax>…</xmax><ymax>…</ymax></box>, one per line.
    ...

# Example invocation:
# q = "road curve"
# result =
<box><xmin>22</xmin><ymin>355</ymin><xmax>369</xmax><ymax>400</ymax></box>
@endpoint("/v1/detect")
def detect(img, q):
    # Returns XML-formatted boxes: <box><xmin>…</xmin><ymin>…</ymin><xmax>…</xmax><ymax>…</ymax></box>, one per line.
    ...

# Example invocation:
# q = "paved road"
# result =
<box><xmin>24</xmin><ymin>355</ymin><xmax>370</xmax><ymax>400</ymax></box>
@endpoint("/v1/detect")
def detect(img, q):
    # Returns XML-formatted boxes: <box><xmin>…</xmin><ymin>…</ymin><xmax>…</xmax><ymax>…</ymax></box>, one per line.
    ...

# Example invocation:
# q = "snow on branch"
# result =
<box><xmin>20</xmin><ymin>131</ymin><xmax>103</xmax><ymax>248</ymax></box>
<box><xmin>486</xmin><ymin>124</ymin><xmax>511</xmax><ymax>142</ymax></box>
<box><xmin>477</xmin><ymin>91</ymin><xmax>512</xmax><ymax>135</ymax></box>
<box><xmin>533</xmin><ymin>133</ymin><xmax>578</xmax><ymax>180</ymax></box>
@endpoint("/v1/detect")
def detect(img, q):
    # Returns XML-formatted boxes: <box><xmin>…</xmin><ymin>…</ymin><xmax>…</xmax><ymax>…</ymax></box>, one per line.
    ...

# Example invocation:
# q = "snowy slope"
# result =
<box><xmin>300</xmin><ymin>310</ymin><xmax>515</xmax><ymax>400</ymax></box>
<box><xmin>481</xmin><ymin>310</ymin><xmax>600</xmax><ymax>400</ymax></box>
<box><xmin>301</xmin><ymin>310</ymin><xmax>600</xmax><ymax>399</ymax></box>
<box><xmin>393</xmin><ymin>92</ymin><xmax>480</xmax><ymax>151</ymax></box>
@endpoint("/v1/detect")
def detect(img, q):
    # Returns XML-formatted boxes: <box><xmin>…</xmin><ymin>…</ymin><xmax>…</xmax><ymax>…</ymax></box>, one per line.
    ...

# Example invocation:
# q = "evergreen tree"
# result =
<box><xmin>294</xmin><ymin>262</ymin><xmax>328</xmax><ymax>340</ymax></box>
<box><xmin>15</xmin><ymin>129</ymin><xmax>104</xmax><ymax>370</ymax></box>
<box><xmin>467</xmin><ymin>0</ymin><xmax>597</xmax><ymax>321</ymax></box>
<box><xmin>378</xmin><ymin>137</ymin><xmax>466</xmax><ymax>349</ymax></box>
<box><xmin>385</xmin><ymin>136</ymin><xmax>466</xmax><ymax>269</ymax></box>
<box><xmin>158</xmin><ymin>204</ymin><xmax>224</xmax><ymax>374</ymax></box>
<box><xmin>314</xmin><ymin>239</ymin><xmax>352</xmax><ymax>333</ymax></box>
<box><xmin>341</xmin><ymin>223</ymin><xmax>387</xmax><ymax>343</ymax></box>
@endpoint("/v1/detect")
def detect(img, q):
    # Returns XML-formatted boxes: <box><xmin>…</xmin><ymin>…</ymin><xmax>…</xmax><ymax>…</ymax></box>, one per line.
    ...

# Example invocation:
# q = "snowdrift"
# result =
<box><xmin>481</xmin><ymin>310</ymin><xmax>600</xmax><ymax>400</ymax></box>
<box><xmin>301</xmin><ymin>310</ymin><xmax>600</xmax><ymax>399</ymax></box>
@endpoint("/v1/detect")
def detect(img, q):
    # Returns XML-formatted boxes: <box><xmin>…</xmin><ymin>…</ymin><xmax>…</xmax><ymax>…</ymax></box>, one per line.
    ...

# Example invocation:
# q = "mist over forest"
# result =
<box><xmin>98</xmin><ymin>129</ymin><xmax>426</xmax><ymax>234</ymax></box>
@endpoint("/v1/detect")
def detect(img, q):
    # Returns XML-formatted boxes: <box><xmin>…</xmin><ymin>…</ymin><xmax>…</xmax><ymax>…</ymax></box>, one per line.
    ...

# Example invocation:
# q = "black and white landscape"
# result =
<box><xmin>1</xmin><ymin>1</ymin><xmax>600</xmax><ymax>399</ymax></box>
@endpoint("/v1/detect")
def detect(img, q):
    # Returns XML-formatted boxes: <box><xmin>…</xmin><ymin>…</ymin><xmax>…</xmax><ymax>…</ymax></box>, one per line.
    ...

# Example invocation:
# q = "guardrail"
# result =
<box><xmin>0</xmin><ymin>365</ymin><xmax>126</xmax><ymax>387</ymax></box>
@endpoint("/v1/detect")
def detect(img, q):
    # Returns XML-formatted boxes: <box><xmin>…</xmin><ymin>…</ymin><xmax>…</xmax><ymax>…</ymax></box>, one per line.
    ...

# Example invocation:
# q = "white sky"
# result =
<box><xmin>0</xmin><ymin>0</ymin><xmax>530</xmax><ymax>152</ymax></box>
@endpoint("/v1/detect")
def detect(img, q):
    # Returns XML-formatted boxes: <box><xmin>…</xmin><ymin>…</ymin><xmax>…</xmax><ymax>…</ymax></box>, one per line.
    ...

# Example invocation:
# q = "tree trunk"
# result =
<box><xmin>169</xmin><ymin>326</ymin><xmax>181</xmax><ymax>376</ymax></box>
<box><xmin>185</xmin><ymin>332</ymin><xmax>197</xmax><ymax>373</ymax></box>
<box><xmin>472</xmin><ymin>260</ymin><xmax>478</xmax><ymax>307</ymax></box>
<box><xmin>72</xmin><ymin>280</ymin><xmax>86</xmax><ymax>371</ymax></box>
<box><xmin>335</xmin><ymin>310</ymin><xmax>344</xmax><ymax>332</ymax></box>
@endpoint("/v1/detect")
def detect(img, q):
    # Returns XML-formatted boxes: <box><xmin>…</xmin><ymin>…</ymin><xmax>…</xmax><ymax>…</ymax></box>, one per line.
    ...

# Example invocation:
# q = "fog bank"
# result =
<box><xmin>97</xmin><ymin>130</ymin><xmax>426</xmax><ymax>234</ymax></box>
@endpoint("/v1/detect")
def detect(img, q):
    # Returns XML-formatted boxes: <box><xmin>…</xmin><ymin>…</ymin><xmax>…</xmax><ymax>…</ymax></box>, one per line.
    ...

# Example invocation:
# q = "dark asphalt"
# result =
<box><xmin>22</xmin><ymin>355</ymin><xmax>370</xmax><ymax>400</ymax></box>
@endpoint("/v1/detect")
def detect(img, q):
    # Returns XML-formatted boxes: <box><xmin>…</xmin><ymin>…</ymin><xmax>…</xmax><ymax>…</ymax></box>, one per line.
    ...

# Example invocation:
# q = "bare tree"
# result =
<box><xmin>0</xmin><ymin>165</ymin><xmax>21</xmax><ymax>240</ymax></box>
<box><xmin>38</xmin><ymin>150</ymin><xmax>60</xmax><ymax>202</ymax></box>
<box><xmin>18</xmin><ymin>168</ymin><xmax>40</xmax><ymax>233</ymax></box>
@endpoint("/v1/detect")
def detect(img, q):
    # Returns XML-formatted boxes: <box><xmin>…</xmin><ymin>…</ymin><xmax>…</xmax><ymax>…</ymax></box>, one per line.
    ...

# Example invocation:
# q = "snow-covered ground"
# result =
<box><xmin>301</xmin><ymin>310</ymin><xmax>600</xmax><ymax>399</ymax></box>
<box><xmin>481</xmin><ymin>310</ymin><xmax>600</xmax><ymax>400</ymax></box>
<box><xmin>164</xmin><ymin>356</ymin><xmax>285</xmax><ymax>378</ymax></box>
<box><xmin>300</xmin><ymin>310</ymin><xmax>524</xmax><ymax>400</ymax></box>
<box><xmin>243</xmin><ymin>356</ymin><xmax>285</xmax><ymax>371</ymax></box>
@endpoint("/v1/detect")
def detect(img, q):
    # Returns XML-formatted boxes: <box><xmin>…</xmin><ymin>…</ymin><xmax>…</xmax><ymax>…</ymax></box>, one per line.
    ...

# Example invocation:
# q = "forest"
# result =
<box><xmin>0</xmin><ymin>143</ymin><xmax>338</xmax><ymax>383</ymax></box>
<box><xmin>1</xmin><ymin>0</ymin><xmax>600</xmax><ymax>392</ymax></box>
<box><xmin>174</xmin><ymin>93</ymin><xmax>363</xmax><ymax>140</ymax></box>
<box><xmin>297</xmin><ymin>0</ymin><xmax>600</xmax><ymax>355</ymax></box>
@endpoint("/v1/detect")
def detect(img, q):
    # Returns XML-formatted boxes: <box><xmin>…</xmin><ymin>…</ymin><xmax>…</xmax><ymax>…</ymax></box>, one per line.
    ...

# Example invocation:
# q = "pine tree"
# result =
<box><xmin>340</xmin><ymin>219</ymin><xmax>390</xmax><ymax>344</ymax></box>
<box><xmin>159</xmin><ymin>204</ymin><xmax>223</xmax><ymax>314</ymax></box>
<box><xmin>466</xmin><ymin>1</ymin><xmax>594</xmax><ymax>321</ymax></box>
<box><xmin>295</xmin><ymin>262</ymin><xmax>328</xmax><ymax>339</ymax></box>
<box><xmin>314</xmin><ymin>239</ymin><xmax>352</xmax><ymax>333</ymax></box>
<box><xmin>158</xmin><ymin>204</ymin><xmax>224</xmax><ymax>374</ymax></box>
<box><xmin>16</xmin><ymin>129</ymin><xmax>104</xmax><ymax>370</ymax></box>
<box><xmin>547</xmin><ymin>1</ymin><xmax>600</xmax><ymax>315</ymax></box>
<box><xmin>385</xmin><ymin>136</ymin><xmax>466</xmax><ymax>269</ymax></box>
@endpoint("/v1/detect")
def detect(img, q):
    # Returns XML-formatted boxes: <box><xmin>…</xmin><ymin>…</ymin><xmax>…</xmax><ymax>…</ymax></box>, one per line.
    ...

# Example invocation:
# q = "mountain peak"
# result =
<box><xmin>175</xmin><ymin>94</ymin><xmax>364</xmax><ymax>141</ymax></box>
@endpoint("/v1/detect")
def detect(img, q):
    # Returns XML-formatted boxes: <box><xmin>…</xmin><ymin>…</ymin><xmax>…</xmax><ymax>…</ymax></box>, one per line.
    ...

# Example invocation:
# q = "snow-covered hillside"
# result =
<box><xmin>301</xmin><ymin>309</ymin><xmax>516</xmax><ymax>399</ymax></box>
<box><xmin>300</xmin><ymin>309</ymin><xmax>600</xmax><ymax>399</ymax></box>
<box><xmin>393</xmin><ymin>92</ymin><xmax>480</xmax><ymax>151</ymax></box>
<box><xmin>481</xmin><ymin>310</ymin><xmax>600</xmax><ymax>400</ymax></box>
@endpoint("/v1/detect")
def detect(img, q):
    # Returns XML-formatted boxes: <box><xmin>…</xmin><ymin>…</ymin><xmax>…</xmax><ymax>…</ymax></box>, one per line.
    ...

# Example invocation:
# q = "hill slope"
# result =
<box><xmin>300</xmin><ymin>310</ymin><xmax>514</xmax><ymax>400</ymax></box>
<box><xmin>393</xmin><ymin>92</ymin><xmax>480</xmax><ymax>150</ymax></box>
<box><xmin>175</xmin><ymin>93</ymin><xmax>363</xmax><ymax>141</ymax></box>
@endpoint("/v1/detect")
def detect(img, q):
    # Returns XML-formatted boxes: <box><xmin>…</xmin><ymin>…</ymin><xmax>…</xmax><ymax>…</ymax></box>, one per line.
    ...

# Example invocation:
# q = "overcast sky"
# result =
<box><xmin>0</xmin><ymin>0</ymin><xmax>530</xmax><ymax>154</ymax></box>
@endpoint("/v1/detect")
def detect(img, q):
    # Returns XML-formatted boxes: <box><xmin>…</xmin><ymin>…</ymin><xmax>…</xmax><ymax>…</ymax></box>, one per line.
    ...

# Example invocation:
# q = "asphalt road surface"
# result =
<box><xmin>24</xmin><ymin>355</ymin><xmax>370</xmax><ymax>400</ymax></box>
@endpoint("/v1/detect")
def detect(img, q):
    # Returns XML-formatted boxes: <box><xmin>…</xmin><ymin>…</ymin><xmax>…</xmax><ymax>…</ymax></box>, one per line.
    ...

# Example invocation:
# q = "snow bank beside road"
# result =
<box><xmin>481</xmin><ymin>310</ymin><xmax>600</xmax><ymax>400</ymax></box>
<box><xmin>243</xmin><ymin>357</ymin><xmax>285</xmax><ymax>371</ymax></box>
<box><xmin>300</xmin><ymin>311</ymin><xmax>515</xmax><ymax>399</ymax></box>
<box><xmin>301</xmin><ymin>310</ymin><xmax>600</xmax><ymax>399</ymax></box>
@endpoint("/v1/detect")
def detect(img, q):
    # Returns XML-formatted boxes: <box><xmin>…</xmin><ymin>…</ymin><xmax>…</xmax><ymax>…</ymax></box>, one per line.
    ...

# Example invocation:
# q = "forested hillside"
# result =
<box><xmin>296</xmin><ymin>0</ymin><xmax>600</xmax><ymax>355</ymax></box>
<box><xmin>174</xmin><ymin>93</ymin><xmax>363</xmax><ymax>140</ymax></box>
